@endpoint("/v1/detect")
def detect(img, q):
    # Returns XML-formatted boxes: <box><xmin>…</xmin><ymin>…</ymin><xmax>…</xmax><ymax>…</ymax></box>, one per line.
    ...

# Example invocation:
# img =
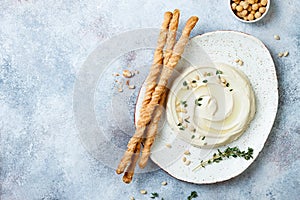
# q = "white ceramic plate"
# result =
<box><xmin>135</xmin><ymin>31</ymin><xmax>278</xmax><ymax>184</ymax></box>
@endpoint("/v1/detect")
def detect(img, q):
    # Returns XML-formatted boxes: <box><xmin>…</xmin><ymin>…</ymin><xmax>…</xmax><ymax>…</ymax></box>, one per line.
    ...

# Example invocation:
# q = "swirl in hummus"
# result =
<box><xmin>167</xmin><ymin>63</ymin><xmax>256</xmax><ymax>148</ymax></box>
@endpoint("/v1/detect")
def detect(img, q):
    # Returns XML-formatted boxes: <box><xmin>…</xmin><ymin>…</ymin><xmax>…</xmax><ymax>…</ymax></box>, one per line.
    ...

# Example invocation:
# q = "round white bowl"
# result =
<box><xmin>228</xmin><ymin>0</ymin><xmax>270</xmax><ymax>23</ymax></box>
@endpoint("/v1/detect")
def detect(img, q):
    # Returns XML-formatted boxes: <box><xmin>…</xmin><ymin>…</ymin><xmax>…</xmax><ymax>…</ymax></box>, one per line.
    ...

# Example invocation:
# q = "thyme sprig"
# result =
<box><xmin>193</xmin><ymin>146</ymin><xmax>254</xmax><ymax>171</ymax></box>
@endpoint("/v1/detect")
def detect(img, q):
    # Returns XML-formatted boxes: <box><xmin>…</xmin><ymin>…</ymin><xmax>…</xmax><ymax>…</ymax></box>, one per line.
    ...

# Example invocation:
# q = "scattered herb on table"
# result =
<box><xmin>202</xmin><ymin>79</ymin><xmax>208</xmax><ymax>83</ymax></box>
<box><xmin>141</xmin><ymin>191</ymin><xmax>199</xmax><ymax>200</ymax></box>
<box><xmin>187</xmin><ymin>191</ymin><xmax>198</xmax><ymax>200</ymax></box>
<box><xmin>193</xmin><ymin>146</ymin><xmax>254</xmax><ymax>171</ymax></box>
<box><xmin>191</xmin><ymin>135</ymin><xmax>195</xmax><ymax>139</ymax></box>
<box><xmin>150</xmin><ymin>192</ymin><xmax>159</xmax><ymax>199</ymax></box>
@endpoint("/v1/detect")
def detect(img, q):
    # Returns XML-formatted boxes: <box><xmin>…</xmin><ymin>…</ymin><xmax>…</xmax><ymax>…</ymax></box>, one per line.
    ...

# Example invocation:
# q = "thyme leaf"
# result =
<box><xmin>150</xmin><ymin>192</ymin><xmax>159</xmax><ymax>199</ymax></box>
<box><xmin>216</xmin><ymin>70</ymin><xmax>223</xmax><ymax>75</ymax></box>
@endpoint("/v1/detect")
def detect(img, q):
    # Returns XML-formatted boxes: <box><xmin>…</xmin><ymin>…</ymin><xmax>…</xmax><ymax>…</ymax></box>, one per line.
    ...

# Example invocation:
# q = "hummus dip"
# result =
<box><xmin>166</xmin><ymin>63</ymin><xmax>256</xmax><ymax>148</ymax></box>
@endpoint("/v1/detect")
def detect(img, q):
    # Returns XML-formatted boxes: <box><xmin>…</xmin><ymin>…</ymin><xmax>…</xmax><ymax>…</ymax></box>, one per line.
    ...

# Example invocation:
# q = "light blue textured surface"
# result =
<box><xmin>0</xmin><ymin>0</ymin><xmax>299</xmax><ymax>199</ymax></box>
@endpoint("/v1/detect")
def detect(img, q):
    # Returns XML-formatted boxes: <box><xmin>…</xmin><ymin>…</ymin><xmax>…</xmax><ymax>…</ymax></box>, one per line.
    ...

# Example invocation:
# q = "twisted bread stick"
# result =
<box><xmin>122</xmin><ymin>142</ymin><xmax>141</xmax><ymax>184</ymax></box>
<box><xmin>163</xmin><ymin>9</ymin><xmax>180</xmax><ymax>66</ymax></box>
<box><xmin>138</xmin><ymin>91</ymin><xmax>167</xmax><ymax>168</ymax></box>
<box><xmin>116</xmin><ymin>11</ymin><xmax>173</xmax><ymax>175</ymax></box>
<box><xmin>139</xmin><ymin>16</ymin><xmax>199</xmax><ymax>129</ymax></box>
<box><xmin>138</xmin><ymin>9</ymin><xmax>180</xmax><ymax>168</ymax></box>
<box><xmin>123</xmin><ymin>91</ymin><xmax>166</xmax><ymax>181</ymax></box>
<box><xmin>135</xmin><ymin>17</ymin><xmax>198</xmax><ymax>168</ymax></box>
<box><xmin>140</xmin><ymin>11</ymin><xmax>173</xmax><ymax>116</ymax></box>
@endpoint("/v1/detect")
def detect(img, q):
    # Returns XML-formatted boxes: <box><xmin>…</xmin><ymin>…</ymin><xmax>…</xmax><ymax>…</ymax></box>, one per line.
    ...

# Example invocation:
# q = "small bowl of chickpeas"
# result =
<box><xmin>229</xmin><ymin>0</ymin><xmax>270</xmax><ymax>23</ymax></box>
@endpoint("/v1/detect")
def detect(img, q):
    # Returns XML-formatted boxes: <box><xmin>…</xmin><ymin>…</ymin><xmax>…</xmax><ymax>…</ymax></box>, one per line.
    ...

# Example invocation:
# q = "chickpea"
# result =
<box><xmin>251</xmin><ymin>10</ymin><xmax>255</xmax><ymax>14</ymax></box>
<box><xmin>247</xmin><ymin>6</ymin><xmax>252</xmax><ymax>11</ymax></box>
<box><xmin>232</xmin><ymin>3</ymin><xmax>237</xmax><ymax>10</ymax></box>
<box><xmin>258</xmin><ymin>3</ymin><xmax>261</xmax><ymax>7</ymax></box>
<box><xmin>261</xmin><ymin>0</ymin><xmax>268</xmax><ymax>6</ymax></box>
<box><xmin>248</xmin><ymin>13</ymin><xmax>254</xmax><ymax>20</ymax></box>
<box><xmin>236</xmin><ymin>11</ymin><xmax>243</xmax><ymax>18</ymax></box>
<box><xmin>243</xmin><ymin>2</ymin><xmax>249</xmax><ymax>9</ymax></box>
<box><xmin>241</xmin><ymin>10</ymin><xmax>248</xmax><ymax>17</ymax></box>
<box><xmin>252</xmin><ymin>3</ymin><xmax>259</xmax><ymax>11</ymax></box>
<box><xmin>240</xmin><ymin>1</ymin><xmax>245</xmax><ymax>6</ymax></box>
<box><xmin>254</xmin><ymin>11</ymin><xmax>262</xmax><ymax>19</ymax></box>
<box><xmin>259</xmin><ymin>7</ymin><xmax>266</xmax><ymax>13</ymax></box>
<box><xmin>248</xmin><ymin>0</ymin><xmax>255</xmax><ymax>4</ymax></box>
<box><xmin>243</xmin><ymin>16</ymin><xmax>248</xmax><ymax>21</ymax></box>
<box><xmin>236</xmin><ymin>5</ymin><xmax>243</xmax><ymax>12</ymax></box>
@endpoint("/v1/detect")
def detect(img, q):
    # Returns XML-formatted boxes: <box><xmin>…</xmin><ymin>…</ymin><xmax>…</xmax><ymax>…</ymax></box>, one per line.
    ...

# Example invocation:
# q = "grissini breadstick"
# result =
<box><xmin>139</xmin><ymin>11</ymin><xmax>172</xmax><ymax>117</ymax></box>
<box><xmin>138</xmin><ymin>9</ymin><xmax>180</xmax><ymax>122</ymax></box>
<box><xmin>138</xmin><ymin>10</ymin><xmax>180</xmax><ymax>168</ymax></box>
<box><xmin>138</xmin><ymin>91</ymin><xmax>167</xmax><ymax>168</ymax></box>
<box><xmin>122</xmin><ymin>142</ymin><xmax>141</xmax><ymax>184</ymax></box>
<box><xmin>163</xmin><ymin>9</ymin><xmax>180</xmax><ymax>65</ymax></box>
<box><xmin>116</xmin><ymin>11</ymin><xmax>173</xmax><ymax>175</ymax></box>
<box><xmin>122</xmin><ymin>92</ymin><xmax>164</xmax><ymax>182</ymax></box>
<box><xmin>138</xmin><ymin>17</ymin><xmax>198</xmax><ymax>168</ymax></box>
<box><xmin>138</xmin><ymin>16</ymin><xmax>199</xmax><ymax>131</ymax></box>
<box><xmin>122</xmin><ymin>91</ymin><xmax>165</xmax><ymax>182</ymax></box>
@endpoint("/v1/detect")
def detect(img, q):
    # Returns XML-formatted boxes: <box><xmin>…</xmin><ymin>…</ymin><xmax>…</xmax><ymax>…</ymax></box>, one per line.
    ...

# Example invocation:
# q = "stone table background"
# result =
<box><xmin>0</xmin><ymin>0</ymin><xmax>299</xmax><ymax>199</ymax></box>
